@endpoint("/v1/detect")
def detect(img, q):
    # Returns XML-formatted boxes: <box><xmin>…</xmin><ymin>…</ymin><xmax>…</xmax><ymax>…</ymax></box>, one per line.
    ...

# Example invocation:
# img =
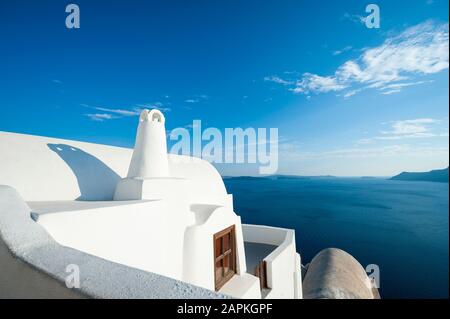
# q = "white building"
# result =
<box><xmin>0</xmin><ymin>109</ymin><xmax>302</xmax><ymax>299</ymax></box>
<box><xmin>0</xmin><ymin>109</ymin><xmax>380</xmax><ymax>299</ymax></box>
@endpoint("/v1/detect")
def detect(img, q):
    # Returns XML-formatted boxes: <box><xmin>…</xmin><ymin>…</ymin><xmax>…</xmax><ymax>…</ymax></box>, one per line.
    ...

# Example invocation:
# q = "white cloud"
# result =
<box><xmin>135</xmin><ymin>103</ymin><xmax>171</xmax><ymax>113</ymax></box>
<box><xmin>333</xmin><ymin>46</ymin><xmax>353</xmax><ymax>56</ymax></box>
<box><xmin>82</xmin><ymin>102</ymin><xmax>170</xmax><ymax>121</ymax></box>
<box><xmin>342</xmin><ymin>13</ymin><xmax>366</xmax><ymax>25</ymax></box>
<box><xmin>325</xmin><ymin>145</ymin><xmax>448</xmax><ymax>159</ymax></box>
<box><xmin>321</xmin><ymin>145</ymin><xmax>412</xmax><ymax>159</ymax></box>
<box><xmin>84</xmin><ymin>113</ymin><xmax>116</xmax><ymax>121</ymax></box>
<box><xmin>339</xmin><ymin>21</ymin><xmax>448</xmax><ymax>92</ymax></box>
<box><xmin>377</xmin><ymin>80</ymin><xmax>434</xmax><ymax>94</ymax></box>
<box><xmin>264</xmin><ymin>75</ymin><xmax>294</xmax><ymax>85</ymax></box>
<box><xmin>282</xmin><ymin>143</ymin><xmax>448</xmax><ymax>160</ymax></box>
<box><xmin>184</xmin><ymin>94</ymin><xmax>209</xmax><ymax>104</ymax></box>
<box><xmin>381</xmin><ymin>89</ymin><xmax>402</xmax><ymax>95</ymax></box>
<box><xmin>267</xmin><ymin>21</ymin><xmax>449</xmax><ymax>97</ymax></box>
<box><xmin>291</xmin><ymin>73</ymin><xmax>347</xmax><ymax>93</ymax></box>
<box><xmin>357</xmin><ymin>118</ymin><xmax>447</xmax><ymax>143</ymax></box>
<box><xmin>379</xmin><ymin>80</ymin><xmax>434</xmax><ymax>91</ymax></box>
<box><xmin>275</xmin><ymin>134</ymin><xmax>448</xmax><ymax>175</ymax></box>
<box><xmin>341</xmin><ymin>88</ymin><xmax>363</xmax><ymax>98</ymax></box>
<box><xmin>89</xmin><ymin>106</ymin><xmax>139</xmax><ymax>116</ymax></box>
<box><xmin>385</xmin><ymin>118</ymin><xmax>438</xmax><ymax>135</ymax></box>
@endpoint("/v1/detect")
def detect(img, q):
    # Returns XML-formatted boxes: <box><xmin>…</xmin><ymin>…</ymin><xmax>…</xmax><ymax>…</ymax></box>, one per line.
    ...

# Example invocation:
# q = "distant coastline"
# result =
<box><xmin>222</xmin><ymin>175</ymin><xmax>335</xmax><ymax>181</ymax></box>
<box><xmin>390</xmin><ymin>167</ymin><xmax>449</xmax><ymax>183</ymax></box>
<box><xmin>222</xmin><ymin>175</ymin><xmax>382</xmax><ymax>181</ymax></box>
<box><xmin>223</xmin><ymin>168</ymin><xmax>450</xmax><ymax>184</ymax></box>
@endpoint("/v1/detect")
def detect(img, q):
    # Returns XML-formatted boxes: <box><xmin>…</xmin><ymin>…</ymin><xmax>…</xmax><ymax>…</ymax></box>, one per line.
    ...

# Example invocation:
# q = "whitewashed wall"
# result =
<box><xmin>242</xmin><ymin>224</ymin><xmax>302</xmax><ymax>299</ymax></box>
<box><xmin>182</xmin><ymin>206</ymin><xmax>247</xmax><ymax>290</ymax></box>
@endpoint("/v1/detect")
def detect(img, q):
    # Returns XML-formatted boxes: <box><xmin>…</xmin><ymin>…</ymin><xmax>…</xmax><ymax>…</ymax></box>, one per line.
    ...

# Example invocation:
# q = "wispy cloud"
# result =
<box><xmin>341</xmin><ymin>13</ymin><xmax>366</xmax><ymax>25</ymax></box>
<box><xmin>281</xmin><ymin>143</ymin><xmax>448</xmax><ymax>160</ymax></box>
<box><xmin>184</xmin><ymin>94</ymin><xmax>209</xmax><ymax>104</ymax></box>
<box><xmin>264</xmin><ymin>75</ymin><xmax>294</xmax><ymax>85</ymax></box>
<box><xmin>84</xmin><ymin>113</ymin><xmax>117</xmax><ymax>122</ymax></box>
<box><xmin>291</xmin><ymin>73</ymin><xmax>348</xmax><ymax>94</ymax></box>
<box><xmin>383</xmin><ymin>118</ymin><xmax>438</xmax><ymax>135</ymax></box>
<box><xmin>135</xmin><ymin>102</ymin><xmax>171</xmax><ymax>113</ymax></box>
<box><xmin>82</xmin><ymin>102</ymin><xmax>170</xmax><ymax>121</ymax></box>
<box><xmin>378</xmin><ymin>80</ymin><xmax>434</xmax><ymax>92</ymax></box>
<box><xmin>357</xmin><ymin>118</ymin><xmax>448</xmax><ymax>143</ymax></box>
<box><xmin>87</xmin><ymin>106</ymin><xmax>140</xmax><ymax>116</ymax></box>
<box><xmin>318</xmin><ymin>144</ymin><xmax>448</xmax><ymax>159</ymax></box>
<box><xmin>380</xmin><ymin>89</ymin><xmax>401</xmax><ymax>95</ymax></box>
<box><xmin>333</xmin><ymin>46</ymin><xmax>353</xmax><ymax>56</ymax></box>
<box><xmin>52</xmin><ymin>79</ymin><xmax>62</xmax><ymax>84</ymax></box>
<box><xmin>266</xmin><ymin>21</ymin><xmax>449</xmax><ymax>98</ymax></box>
<box><xmin>341</xmin><ymin>89</ymin><xmax>362</xmax><ymax>98</ymax></box>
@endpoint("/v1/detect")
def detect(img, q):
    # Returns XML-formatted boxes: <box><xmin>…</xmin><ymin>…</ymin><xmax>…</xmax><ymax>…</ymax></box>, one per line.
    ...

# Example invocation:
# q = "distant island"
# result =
<box><xmin>390</xmin><ymin>167</ymin><xmax>449</xmax><ymax>183</ymax></box>
<box><xmin>222</xmin><ymin>175</ymin><xmax>337</xmax><ymax>181</ymax></box>
<box><xmin>223</xmin><ymin>170</ymin><xmax>450</xmax><ymax>183</ymax></box>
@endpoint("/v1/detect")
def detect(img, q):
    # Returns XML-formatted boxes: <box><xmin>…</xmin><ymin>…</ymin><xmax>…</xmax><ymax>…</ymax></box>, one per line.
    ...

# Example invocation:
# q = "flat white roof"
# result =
<box><xmin>28</xmin><ymin>199</ymin><xmax>154</xmax><ymax>215</ymax></box>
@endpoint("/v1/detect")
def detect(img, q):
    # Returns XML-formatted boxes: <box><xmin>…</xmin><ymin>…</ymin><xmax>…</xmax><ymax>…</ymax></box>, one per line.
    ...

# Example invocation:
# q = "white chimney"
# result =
<box><xmin>127</xmin><ymin>109</ymin><xmax>169</xmax><ymax>178</ymax></box>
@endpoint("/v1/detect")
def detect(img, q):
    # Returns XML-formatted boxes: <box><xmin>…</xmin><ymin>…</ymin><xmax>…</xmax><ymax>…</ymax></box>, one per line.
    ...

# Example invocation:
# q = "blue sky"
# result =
<box><xmin>0</xmin><ymin>0</ymin><xmax>448</xmax><ymax>176</ymax></box>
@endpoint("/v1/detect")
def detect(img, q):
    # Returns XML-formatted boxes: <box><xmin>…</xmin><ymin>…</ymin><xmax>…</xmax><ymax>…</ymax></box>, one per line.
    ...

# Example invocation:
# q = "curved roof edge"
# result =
<box><xmin>302</xmin><ymin>248</ymin><xmax>380</xmax><ymax>299</ymax></box>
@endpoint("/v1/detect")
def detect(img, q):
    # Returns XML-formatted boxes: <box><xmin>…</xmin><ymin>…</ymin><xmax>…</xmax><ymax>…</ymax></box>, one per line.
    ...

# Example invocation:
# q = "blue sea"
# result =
<box><xmin>223</xmin><ymin>177</ymin><xmax>449</xmax><ymax>299</ymax></box>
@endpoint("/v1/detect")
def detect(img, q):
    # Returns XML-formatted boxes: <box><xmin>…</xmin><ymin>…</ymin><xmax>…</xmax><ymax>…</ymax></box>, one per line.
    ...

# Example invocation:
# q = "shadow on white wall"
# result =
<box><xmin>47</xmin><ymin>143</ymin><xmax>121</xmax><ymax>200</ymax></box>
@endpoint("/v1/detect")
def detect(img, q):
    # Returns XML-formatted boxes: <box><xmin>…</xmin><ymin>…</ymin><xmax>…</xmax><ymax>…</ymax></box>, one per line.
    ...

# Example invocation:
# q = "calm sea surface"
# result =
<box><xmin>223</xmin><ymin>177</ymin><xmax>449</xmax><ymax>299</ymax></box>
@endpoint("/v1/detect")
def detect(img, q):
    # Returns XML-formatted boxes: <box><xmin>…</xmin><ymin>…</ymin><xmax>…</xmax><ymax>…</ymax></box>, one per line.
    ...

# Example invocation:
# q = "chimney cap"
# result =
<box><xmin>139</xmin><ymin>109</ymin><xmax>165</xmax><ymax>124</ymax></box>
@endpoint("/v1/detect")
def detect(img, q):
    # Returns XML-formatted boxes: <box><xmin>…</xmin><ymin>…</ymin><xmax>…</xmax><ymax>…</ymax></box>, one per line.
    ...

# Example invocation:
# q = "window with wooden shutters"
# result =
<box><xmin>213</xmin><ymin>225</ymin><xmax>236</xmax><ymax>291</ymax></box>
